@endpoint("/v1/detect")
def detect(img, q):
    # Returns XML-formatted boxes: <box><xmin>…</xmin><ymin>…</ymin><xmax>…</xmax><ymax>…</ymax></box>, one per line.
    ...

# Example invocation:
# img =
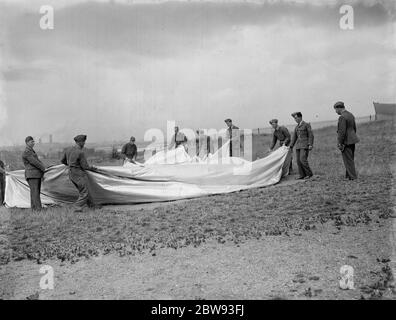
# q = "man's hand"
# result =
<box><xmin>337</xmin><ymin>144</ymin><xmax>345</xmax><ymax>152</ymax></box>
<box><xmin>308</xmin><ymin>145</ymin><xmax>313</xmax><ymax>150</ymax></box>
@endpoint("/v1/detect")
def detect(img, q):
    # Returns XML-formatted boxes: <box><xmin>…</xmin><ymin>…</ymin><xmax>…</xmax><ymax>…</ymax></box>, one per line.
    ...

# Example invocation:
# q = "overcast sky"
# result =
<box><xmin>0</xmin><ymin>0</ymin><xmax>395</xmax><ymax>145</ymax></box>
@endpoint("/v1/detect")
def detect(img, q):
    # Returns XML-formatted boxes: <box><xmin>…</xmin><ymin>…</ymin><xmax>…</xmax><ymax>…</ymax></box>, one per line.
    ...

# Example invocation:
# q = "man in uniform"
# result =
<box><xmin>169</xmin><ymin>126</ymin><xmax>188</xmax><ymax>150</ymax></box>
<box><xmin>290</xmin><ymin>112</ymin><xmax>314</xmax><ymax>179</ymax></box>
<box><xmin>121</xmin><ymin>136</ymin><xmax>138</xmax><ymax>163</ymax></box>
<box><xmin>224</xmin><ymin>118</ymin><xmax>239</xmax><ymax>156</ymax></box>
<box><xmin>0</xmin><ymin>159</ymin><xmax>6</xmax><ymax>205</ymax></box>
<box><xmin>333</xmin><ymin>101</ymin><xmax>359</xmax><ymax>180</ymax></box>
<box><xmin>22</xmin><ymin>136</ymin><xmax>46</xmax><ymax>211</ymax></box>
<box><xmin>269</xmin><ymin>119</ymin><xmax>293</xmax><ymax>173</ymax></box>
<box><xmin>61</xmin><ymin>135</ymin><xmax>98</xmax><ymax>212</ymax></box>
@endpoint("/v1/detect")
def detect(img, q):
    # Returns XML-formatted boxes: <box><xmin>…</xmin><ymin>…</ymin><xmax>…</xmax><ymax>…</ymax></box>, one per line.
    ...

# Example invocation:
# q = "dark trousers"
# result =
<box><xmin>0</xmin><ymin>177</ymin><xmax>5</xmax><ymax>205</ymax></box>
<box><xmin>342</xmin><ymin>144</ymin><xmax>357</xmax><ymax>179</ymax></box>
<box><xmin>69</xmin><ymin>169</ymin><xmax>93</xmax><ymax>209</ymax></box>
<box><xmin>26</xmin><ymin>178</ymin><xmax>42</xmax><ymax>211</ymax></box>
<box><xmin>296</xmin><ymin>148</ymin><xmax>313</xmax><ymax>178</ymax></box>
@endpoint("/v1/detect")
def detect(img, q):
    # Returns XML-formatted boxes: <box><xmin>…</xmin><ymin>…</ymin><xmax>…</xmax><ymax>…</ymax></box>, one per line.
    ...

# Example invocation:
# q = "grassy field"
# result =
<box><xmin>0</xmin><ymin>120</ymin><xmax>395</xmax><ymax>299</ymax></box>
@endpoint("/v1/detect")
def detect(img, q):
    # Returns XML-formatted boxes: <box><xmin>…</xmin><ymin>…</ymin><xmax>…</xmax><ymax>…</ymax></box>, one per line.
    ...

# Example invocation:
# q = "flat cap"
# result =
<box><xmin>25</xmin><ymin>136</ymin><xmax>34</xmax><ymax>143</ymax></box>
<box><xmin>269</xmin><ymin>119</ymin><xmax>278</xmax><ymax>124</ymax></box>
<box><xmin>224</xmin><ymin>118</ymin><xmax>232</xmax><ymax>123</ymax></box>
<box><xmin>74</xmin><ymin>134</ymin><xmax>87</xmax><ymax>143</ymax></box>
<box><xmin>333</xmin><ymin>101</ymin><xmax>345</xmax><ymax>108</ymax></box>
<box><xmin>291</xmin><ymin>112</ymin><xmax>302</xmax><ymax>118</ymax></box>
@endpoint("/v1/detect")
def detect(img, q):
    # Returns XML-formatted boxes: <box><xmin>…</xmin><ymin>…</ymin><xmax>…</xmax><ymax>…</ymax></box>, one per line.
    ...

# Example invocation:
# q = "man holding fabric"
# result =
<box><xmin>290</xmin><ymin>112</ymin><xmax>314</xmax><ymax>180</ymax></box>
<box><xmin>22</xmin><ymin>136</ymin><xmax>46</xmax><ymax>211</ymax></box>
<box><xmin>121</xmin><ymin>136</ymin><xmax>138</xmax><ymax>163</ymax></box>
<box><xmin>61</xmin><ymin>135</ymin><xmax>98</xmax><ymax>212</ymax></box>
<box><xmin>269</xmin><ymin>119</ymin><xmax>293</xmax><ymax>173</ymax></box>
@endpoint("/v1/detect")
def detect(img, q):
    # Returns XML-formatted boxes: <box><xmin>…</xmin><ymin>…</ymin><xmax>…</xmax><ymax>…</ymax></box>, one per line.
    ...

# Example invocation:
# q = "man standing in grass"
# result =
<box><xmin>333</xmin><ymin>101</ymin><xmax>359</xmax><ymax>180</ymax></box>
<box><xmin>22</xmin><ymin>136</ymin><xmax>46</xmax><ymax>211</ymax></box>
<box><xmin>61</xmin><ymin>135</ymin><xmax>98</xmax><ymax>212</ymax></box>
<box><xmin>224</xmin><ymin>118</ymin><xmax>240</xmax><ymax>157</ymax></box>
<box><xmin>290</xmin><ymin>112</ymin><xmax>314</xmax><ymax>180</ymax></box>
<box><xmin>121</xmin><ymin>136</ymin><xmax>138</xmax><ymax>164</ymax></box>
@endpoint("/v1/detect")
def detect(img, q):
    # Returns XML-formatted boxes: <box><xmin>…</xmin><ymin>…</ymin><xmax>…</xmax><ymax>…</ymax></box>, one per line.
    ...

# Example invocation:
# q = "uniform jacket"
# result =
<box><xmin>121</xmin><ymin>142</ymin><xmax>137</xmax><ymax>159</ymax></box>
<box><xmin>337</xmin><ymin>110</ymin><xmax>359</xmax><ymax>146</ymax></box>
<box><xmin>290</xmin><ymin>121</ymin><xmax>314</xmax><ymax>150</ymax></box>
<box><xmin>270</xmin><ymin>126</ymin><xmax>291</xmax><ymax>150</ymax></box>
<box><xmin>22</xmin><ymin>146</ymin><xmax>46</xmax><ymax>179</ymax></box>
<box><xmin>61</xmin><ymin>146</ymin><xmax>93</xmax><ymax>174</ymax></box>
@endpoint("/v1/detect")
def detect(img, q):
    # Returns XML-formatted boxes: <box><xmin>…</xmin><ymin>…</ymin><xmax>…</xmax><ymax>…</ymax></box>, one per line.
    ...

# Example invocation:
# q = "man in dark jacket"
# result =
<box><xmin>61</xmin><ymin>135</ymin><xmax>98</xmax><ymax>212</ymax></box>
<box><xmin>22</xmin><ymin>136</ymin><xmax>46</xmax><ymax>211</ymax></box>
<box><xmin>290</xmin><ymin>112</ymin><xmax>314</xmax><ymax>179</ymax></box>
<box><xmin>121</xmin><ymin>136</ymin><xmax>138</xmax><ymax>163</ymax></box>
<box><xmin>269</xmin><ymin>119</ymin><xmax>291</xmax><ymax>150</ymax></box>
<box><xmin>334</xmin><ymin>101</ymin><xmax>360</xmax><ymax>180</ymax></box>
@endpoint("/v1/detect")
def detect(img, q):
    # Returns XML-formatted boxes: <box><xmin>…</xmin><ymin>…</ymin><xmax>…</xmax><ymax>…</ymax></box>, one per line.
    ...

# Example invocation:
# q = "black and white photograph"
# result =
<box><xmin>0</xmin><ymin>0</ymin><xmax>395</xmax><ymax>306</ymax></box>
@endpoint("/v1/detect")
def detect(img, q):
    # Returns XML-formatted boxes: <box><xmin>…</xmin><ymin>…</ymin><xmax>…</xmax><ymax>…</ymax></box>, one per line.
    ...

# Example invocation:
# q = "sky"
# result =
<box><xmin>0</xmin><ymin>0</ymin><xmax>395</xmax><ymax>145</ymax></box>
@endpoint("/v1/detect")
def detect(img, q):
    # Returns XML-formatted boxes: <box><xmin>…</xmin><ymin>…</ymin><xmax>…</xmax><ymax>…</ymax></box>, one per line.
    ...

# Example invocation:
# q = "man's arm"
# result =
<box><xmin>132</xmin><ymin>145</ymin><xmax>138</xmax><ymax>161</ymax></box>
<box><xmin>307</xmin><ymin>123</ymin><xmax>314</xmax><ymax>147</ymax></box>
<box><xmin>290</xmin><ymin>127</ymin><xmax>297</xmax><ymax>148</ymax></box>
<box><xmin>282</xmin><ymin>127</ymin><xmax>291</xmax><ymax>146</ymax></box>
<box><xmin>269</xmin><ymin>134</ymin><xmax>277</xmax><ymax>150</ymax></box>
<box><xmin>337</xmin><ymin>116</ymin><xmax>347</xmax><ymax>145</ymax></box>
<box><xmin>121</xmin><ymin>144</ymin><xmax>127</xmax><ymax>158</ymax></box>
<box><xmin>60</xmin><ymin>151</ymin><xmax>68</xmax><ymax>166</ymax></box>
<box><xmin>25</xmin><ymin>151</ymin><xmax>46</xmax><ymax>172</ymax></box>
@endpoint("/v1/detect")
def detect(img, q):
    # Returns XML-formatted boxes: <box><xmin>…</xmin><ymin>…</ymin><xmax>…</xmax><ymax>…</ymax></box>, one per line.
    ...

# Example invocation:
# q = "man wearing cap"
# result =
<box><xmin>224</xmin><ymin>119</ymin><xmax>240</xmax><ymax>156</ymax></box>
<box><xmin>269</xmin><ymin>119</ymin><xmax>291</xmax><ymax>151</ymax></box>
<box><xmin>121</xmin><ymin>136</ymin><xmax>138</xmax><ymax>163</ymax></box>
<box><xmin>334</xmin><ymin>101</ymin><xmax>359</xmax><ymax>180</ymax></box>
<box><xmin>290</xmin><ymin>112</ymin><xmax>314</xmax><ymax>179</ymax></box>
<box><xmin>269</xmin><ymin>119</ymin><xmax>293</xmax><ymax>173</ymax></box>
<box><xmin>22</xmin><ymin>136</ymin><xmax>46</xmax><ymax>211</ymax></box>
<box><xmin>61</xmin><ymin>135</ymin><xmax>97</xmax><ymax>212</ymax></box>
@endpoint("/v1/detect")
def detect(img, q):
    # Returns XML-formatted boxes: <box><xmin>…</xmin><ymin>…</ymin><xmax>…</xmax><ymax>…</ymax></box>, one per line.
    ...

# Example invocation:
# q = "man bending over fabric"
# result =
<box><xmin>269</xmin><ymin>119</ymin><xmax>293</xmax><ymax>174</ymax></box>
<box><xmin>121</xmin><ymin>136</ymin><xmax>138</xmax><ymax>164</ymax></box>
